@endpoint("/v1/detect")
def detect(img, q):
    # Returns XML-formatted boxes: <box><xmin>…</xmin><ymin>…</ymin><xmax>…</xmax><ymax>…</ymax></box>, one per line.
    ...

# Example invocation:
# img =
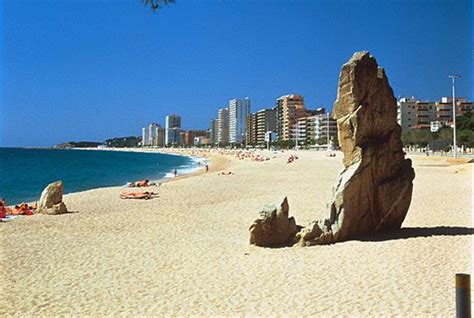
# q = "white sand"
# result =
<box><xmin>1</xmin><ymin>150</ymin><xmax>472</xmax><ymax>316</ymax></box>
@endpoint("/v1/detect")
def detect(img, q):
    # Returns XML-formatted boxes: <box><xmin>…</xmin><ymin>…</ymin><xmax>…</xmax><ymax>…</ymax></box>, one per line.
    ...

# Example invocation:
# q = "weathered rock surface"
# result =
<box><xmin>249</xmin><ymin>197</ymin><xmax>298</xmax><ymax>247</ymax></box>
<box><xmin>38</xmin><ymin>181</ymin><xmax>68</xmax><ymax>215</ymax></box>
<box><xmin>295</xmin><ymin>51</ymin><xmax>415</xmax><ymax>246</ymax></box>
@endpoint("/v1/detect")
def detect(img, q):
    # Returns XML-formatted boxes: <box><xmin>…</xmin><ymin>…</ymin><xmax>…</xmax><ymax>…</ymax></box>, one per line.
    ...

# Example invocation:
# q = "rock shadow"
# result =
<box><xmin>358</xmin><ymin>226</ymin><xmax>474</xmax><ymax>242</ymax></box>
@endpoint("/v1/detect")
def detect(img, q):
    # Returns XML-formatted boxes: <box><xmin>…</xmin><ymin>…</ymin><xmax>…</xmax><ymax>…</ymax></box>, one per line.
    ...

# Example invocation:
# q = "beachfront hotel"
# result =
<box><xmin>246</xmin><ymin>113</ymin><xmax>257</xmax><ymax>146</ymax></box>
<box><xmin>141</xmin><ymin>123</ymin><xmax>165</xmax><ymax>146</ymax></box>
<box><xmin>165</xmin><ymin>114</ymin><xmax>182</xmax><ymax>146</ymax></box>
<box><xmin>217</xmin><ymin>108</ymin><xmax>229</xmax><ymax>144</ymax></box>
<box><xmin>255</xmin><ymin>108</ymin><xmax>277</xmax><ymax>146</ymax></box>
<box><xmin>275</xmin><ymin>94</ymin><xmax>306</xmax><ymax>141</ymax></box>
<box><xmin>397</xmin><ymin>96</ymin><xmax>474</xmax><ymax>132</ymax></box>
<box><xmin>210</xmin><ymin>118</ymin><xmax>218</xmax><ymax>145</ymax></box>
<box><xmin>308</xmin><ymin>110</ymin><xmax>337</xmax><ymax>144</ymax></box>
<box><xmin>180</xmin><ymin>130</ymin><xmax>208</xmax><ymax>146</ymax></box>
<box><xmin>228</xmin><ymin>98</ymin><xmax>251</xmax><ymax>144</ymax></box>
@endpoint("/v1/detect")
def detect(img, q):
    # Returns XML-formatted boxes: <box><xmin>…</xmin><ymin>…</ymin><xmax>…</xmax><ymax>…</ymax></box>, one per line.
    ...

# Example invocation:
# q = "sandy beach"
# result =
<box><xmin>1</xmin><ymin>149</ymin><xmax>472</xmax><ymax>316</ymax></box>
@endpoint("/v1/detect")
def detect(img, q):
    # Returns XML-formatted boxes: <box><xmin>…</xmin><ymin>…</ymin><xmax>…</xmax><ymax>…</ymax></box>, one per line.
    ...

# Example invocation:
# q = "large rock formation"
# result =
<box><xmin>37</xmin><ymin>181</ymin><xmax>68</xmax><ymax>215</ymax></box>
<box><xmin>295</xmin><ymin>51</ymin><xmax>415</xmax><ymax>246</ymax></box>
<box><xmin>249</xmin><ymin>197</ymin><xmax>298</xmax><ymax>247</ymax></box>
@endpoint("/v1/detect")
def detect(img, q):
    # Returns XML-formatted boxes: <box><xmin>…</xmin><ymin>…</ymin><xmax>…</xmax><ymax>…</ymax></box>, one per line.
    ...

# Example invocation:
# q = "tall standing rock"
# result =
<box><xmin>296</xmin><ymin>51</ymin><xmax>415</xmax><ymax>246</ymax></box>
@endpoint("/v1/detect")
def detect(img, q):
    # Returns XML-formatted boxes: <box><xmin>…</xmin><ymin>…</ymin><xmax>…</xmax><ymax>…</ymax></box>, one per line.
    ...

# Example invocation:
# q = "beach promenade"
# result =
<box><xmin>1</xmin><ymin>150</ymin><xmax>472</xmax><ymax>316</ymax></box>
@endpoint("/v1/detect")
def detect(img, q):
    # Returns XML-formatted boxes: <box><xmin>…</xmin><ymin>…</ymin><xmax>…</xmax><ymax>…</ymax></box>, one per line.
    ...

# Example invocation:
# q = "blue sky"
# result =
<box><xmin>1</xmin><ymin>0</ymin><xmax>472</xmax><ymax>147</ymax></box>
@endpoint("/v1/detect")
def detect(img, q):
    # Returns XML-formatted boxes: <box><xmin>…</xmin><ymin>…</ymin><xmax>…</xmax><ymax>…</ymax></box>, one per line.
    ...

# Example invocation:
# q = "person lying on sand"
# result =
<box><xmin>13</xmin><ymin>203</ymin><xmax>35</xmax><ymax>216</ymax></box>
<box><xmin>126</xmin><ymin>179</ymin><xmax>156</xmax><ymax>187</ymax></box>
<box><xmin>0</xmin><ymin>199</ymin><xmax>33</xmax><ymax>217</ymax></box>
<box><xmin>218</xmin><ymin>171</ymin><xmax>234</xmax><ymax>175</ymax></box>
<box><xmin>287</xmin><ymin>155</ymin><xmax>300</xmax><ymax>163</ymax></box>
<box><xmin>120</xmin><ymin>191</ymin><xmax>158</xmax><ymax>200</ymax></box>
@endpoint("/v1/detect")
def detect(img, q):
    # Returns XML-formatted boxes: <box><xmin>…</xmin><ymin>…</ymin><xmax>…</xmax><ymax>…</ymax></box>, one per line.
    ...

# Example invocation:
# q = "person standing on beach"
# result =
<box><xmin>205</xmin><ymin>164</ymin><xmax>209</xmax><ymax>172</ymax></box>
<box><xmin>174</xmin><ymin>169</ymin><xmax>177</xmax><ymax>177</ymax></box>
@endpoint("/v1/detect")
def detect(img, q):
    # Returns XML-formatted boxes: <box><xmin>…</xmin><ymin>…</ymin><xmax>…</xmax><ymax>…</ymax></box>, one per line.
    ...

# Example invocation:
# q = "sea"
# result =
<box><xmin>0</xmin><ymin>148</ymin><xmax>204</xmax><ymax>205</ymax></box>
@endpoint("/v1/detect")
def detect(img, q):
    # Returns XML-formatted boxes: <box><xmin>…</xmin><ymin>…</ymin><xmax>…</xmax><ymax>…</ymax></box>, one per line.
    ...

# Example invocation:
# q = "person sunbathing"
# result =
<box><xmin>126</xmin><ymin>179</ymin><xmax>156</xmax><ymax>187</ymax></box>
<box><xmin>0</xmin><ymin>199</ymin><xmax>17</xmax><ymax>217</ymax></box>
<box><xmin>14</xmin><ymin>203</ymin><xmax>34</xmax><ymax>216</ymax></box>
<box><xmin>120</xmin><ymin>191</ymin><xmax>158</xmax><ymax>200</ymax></box>
<box><xmin>136</xmin><ymin>179</ymin><xmax>150</xmax><ymax>187</ymax></box>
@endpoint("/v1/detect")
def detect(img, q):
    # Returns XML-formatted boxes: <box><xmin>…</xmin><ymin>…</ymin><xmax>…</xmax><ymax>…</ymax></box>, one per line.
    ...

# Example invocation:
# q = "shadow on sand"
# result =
<box><xmin>358</xmin><ymin>226</ymin><xmax>474</xmax><ymax>242</ymax></box>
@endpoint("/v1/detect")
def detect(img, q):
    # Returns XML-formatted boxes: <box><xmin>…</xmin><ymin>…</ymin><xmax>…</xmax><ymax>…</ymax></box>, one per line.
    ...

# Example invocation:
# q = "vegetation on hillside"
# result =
<box><xmin>105</xmin><ymin>136</ymin><xmax>141</xmax><ymax>148</ymax></box>
<box><xmin>54</xmin><ymin>141</ymin><xmax>103</xmax><ymax>148</ymax></box>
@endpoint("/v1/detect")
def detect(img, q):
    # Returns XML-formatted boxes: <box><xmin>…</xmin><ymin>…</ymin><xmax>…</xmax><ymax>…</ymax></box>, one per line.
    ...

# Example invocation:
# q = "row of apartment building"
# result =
<box><xmin>141</xmin><ymin>115</ymin><xmax>210</xmax><ymax>147</ymax></box>
<box><xmin>397</xmin><ymin>96</ymin><xmax>474</xmax><ymax>132</ymax></box>
<box><xmin>141</xmin><ymin>94</ymin><xmax>338</xmax><ymax>148</ymax></box>
<box><xmin>208</xmin><ymin>95</ymin><xmax>337</xmax><ymax>147</ymax></box>
<box><xmin>140</xmin><ymin>95</ymin><xmax>473</xmax><ymax>148</ymax></box>
<box><xmin>209</xmin><ymin>98</ymin><xmax>251</xmax><ymax>145</ymax></box>
<box><xmin>245</xmin><ymin>95</ymin><xmax>337</xmax><ymax>147</ymax></box>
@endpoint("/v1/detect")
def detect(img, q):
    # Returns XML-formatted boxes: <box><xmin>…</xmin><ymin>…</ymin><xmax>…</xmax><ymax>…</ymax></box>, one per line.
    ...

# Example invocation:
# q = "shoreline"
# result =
<box><xmin>68</xmin><ymin>146</ymin><xmax>232</xmax><ymax>182</ymax></box>
<box><xmin>38</xmin><ymin>147</ymin><xmax>474</xmax><ymax>202</ymax></box>
<box><xmin>3</xmin><ymin>147</ymin><xmax>222</xmax><ymax>206</ymax></box>
<box><xmin>5</xmin><ymin>146</ymin><xmax>470</xmax><ymax>207</ymax></box>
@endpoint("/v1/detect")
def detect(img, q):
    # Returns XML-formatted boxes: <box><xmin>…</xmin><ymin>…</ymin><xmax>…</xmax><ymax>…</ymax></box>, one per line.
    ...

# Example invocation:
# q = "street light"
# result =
<box><xmin>326</xmin><ymin>112</ymin><xmax>330</xmax><ymax>151</ymax></box>
<box><xmin>295</xmin><ymin>124</ymin><xmax>299</xmax><ymax>150</ymax></box>
<box><xmin>448</xmin><ymin>74</ymin><xmax>460</xmax><ymax>158</ymax></box>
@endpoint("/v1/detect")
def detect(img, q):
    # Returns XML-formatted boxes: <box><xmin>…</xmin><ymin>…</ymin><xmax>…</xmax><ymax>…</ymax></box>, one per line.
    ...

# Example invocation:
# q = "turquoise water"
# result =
<box><xmin>0</xmin><ymin>148</ymin><xmax>199</xmax><ymax>205</ymax></box>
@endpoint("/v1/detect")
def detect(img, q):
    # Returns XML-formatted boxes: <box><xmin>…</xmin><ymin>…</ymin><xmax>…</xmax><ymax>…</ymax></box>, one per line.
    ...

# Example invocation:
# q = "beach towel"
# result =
<box><xmin>1</xmin><ymin>215</ymin><xmax>19</xmax><ymax>222</ymax></box>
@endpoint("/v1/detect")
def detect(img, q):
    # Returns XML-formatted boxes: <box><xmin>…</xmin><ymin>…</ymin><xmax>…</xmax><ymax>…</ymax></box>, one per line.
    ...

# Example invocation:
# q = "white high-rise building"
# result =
<box><xmin>142</xmin><ymin>123</ymin><xmax>163</xmax><ymax>146</ymax></box>
<box><xmin>148</xmin><ymin>123</ymin><xmax>160</xmax><ymax>146</ymax></box>
<box><xmin>142</xmin><ymin>127</ymin><xmax>149</xmax><ymax>146</ymax></box>
<box><xmin>229</xmin><ymin>97</ymin><xmax>250</xmax><ymax>144</ymax></box>
<box><xmin>217</xmin><ymin>108</ymin><xmax>229</xmax><ymax>145</ymax></box>
<box><xmin>165</xmin><ymin>114</ymin><xmax>181</xmax><ymax>146</ymax></box>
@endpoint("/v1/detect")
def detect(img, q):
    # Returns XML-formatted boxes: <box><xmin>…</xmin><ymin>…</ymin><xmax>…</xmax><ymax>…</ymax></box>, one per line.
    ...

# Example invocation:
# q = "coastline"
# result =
<box><xmin>2</xmin><ymin>147</ymin><xmax>220</xmax><ymax>205</ymax></box>
<box><xmin>1</xmin><ymin>150</ymin><xmax>472</xmax><ymax>316</ymax></box>
<box><xmin>54</xmin><ymin>148</ymin><xmax>230</xmax><ymax>204</ymax></box>
<box><xmin>69</xmin><ymin>146</ymin><xmax>231</xmax><ymax>183</ymax></box>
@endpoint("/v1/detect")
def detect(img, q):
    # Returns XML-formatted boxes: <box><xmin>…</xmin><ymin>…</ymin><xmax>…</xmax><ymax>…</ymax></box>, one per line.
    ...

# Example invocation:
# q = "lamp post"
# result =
<box><xmin>448</xmin><ymin>74</ymin><xmax>460</xmax><ymax>158</ymax></box>
<box><xmin>326</xmin><ymin>112</ymin><xmax>330</xmax><ymax>151</ymax></box>
<box><xmin>295</xmin><ymin>124</ymin><xmax>299</xmax><ymax>150</ymax></box>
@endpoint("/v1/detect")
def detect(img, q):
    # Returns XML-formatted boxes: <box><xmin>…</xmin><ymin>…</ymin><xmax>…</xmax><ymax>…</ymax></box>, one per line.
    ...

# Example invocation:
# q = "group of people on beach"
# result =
<box><xmin>0</xmin><ymin>199</ymin><xmax>35</xmax><ymax>219</ymax></box>
<box><xmin>218</xmin><ymin>171</ymin><xmax>234</xmax><ymax>176</ymax></box>
<box><xmin>287</xmin><ymin>155</ymin><xmax>299</xmax><ymax>164</ymax></box>
<box><xmin>122</xmin><ymin>179</ymin><xmax>161</xmax><ymax>200</ymax></box>
<box><xmin>234</xmin><ymin>151</ymin><xmax>271</xmax><ymax>162</ymax></box>
<box><xmin>125</xmin><ymin>179</ymin><xmax>158</xmax><ymax>188</ymax></box>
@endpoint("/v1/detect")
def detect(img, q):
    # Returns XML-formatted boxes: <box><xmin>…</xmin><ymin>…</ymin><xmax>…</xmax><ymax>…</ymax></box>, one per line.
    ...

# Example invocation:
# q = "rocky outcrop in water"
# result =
<box><xmin>295</xmin><ymin>51</ymin><xmax>415</xmax><ymax>246</ymax></box>
<box><xmin>37</xmin><ymin>181</ymin><xmax>68</xmax><ymax>215</ymax></box>
<box><xmin>249</xmin><ymin>197</ymin><xmax>298</xmax><ymax>247</ymax></box>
